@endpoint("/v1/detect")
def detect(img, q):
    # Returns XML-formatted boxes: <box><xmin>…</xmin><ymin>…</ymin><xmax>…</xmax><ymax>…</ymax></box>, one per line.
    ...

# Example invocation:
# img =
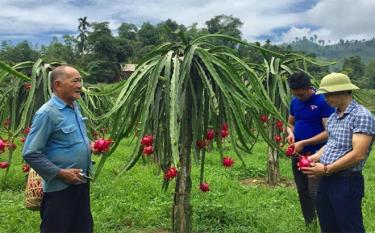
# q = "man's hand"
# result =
<box><xmin>56</xmin><ymin>168</ymin><xmax>84</xmax><ymax>184</ymax></box>
<box><xmin>308</xmin><ymin>153</ymin><xmax>320</xmax><ymax>163</ymax></box>
<box><xmin>287</xmin><ymin>133</ymin><xmax>295</xmax><ymax>144</ymax></box>
<box><xmin>301</xmin><ymin>162</ymin><xmax>325</xmax><ymax>177</ymax></box>
<box><xmin>291</xmin><ymin>140</ymin><xmax>306</xmax><ymax>153</ymax></box>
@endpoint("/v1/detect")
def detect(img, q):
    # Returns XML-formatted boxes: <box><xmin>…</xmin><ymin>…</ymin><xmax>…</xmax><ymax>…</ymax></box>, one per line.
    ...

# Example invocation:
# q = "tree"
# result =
<box><xmin>364</xmin><ymin>59</ymin><xmax>375</xmax><ymax>88</ymax></box>
<box><xmin>118</xmin><ymin>23</ymin><xmax>138</xmax><ymax>41</ymax></box>
<box><xmin>40</xmin><ymin>37</ymin><xmax>77</xmax><ymax>64</ymax></box>
<box><xmin>86</xmin><ymin>22</ymin><xmax>123</xmax><ymax>83</ymax></box>
<box><xmin>156</xmin><ymin>19</ymin><xmax>186</xmax><ymax>43</ymax></box>
<box><xmin>342</xmin><ymin>55</ymin><xmax>365</xmax><ymax>86</ymax></box>
<box><xmin>205</xmin><ymin>15</ymin><xmax>242</xmax><ymax>38</ymax></box>
<box><xmin>0</xmin><ymin>41</ymin><xmax>40</xmax><ymax>64</ymax></box>
<box><xmin>117</xmin><ymin>23</ymin><xmax>140</xmax><ymax>63</ymax></box>
<box><xmin>185</xmin><ymin>23</ymin><xmax>205</xmax><ymax>41</ymax></box>
<box><xmin>77</xmin><ymin>17</ymin><xmax>91</xmax><ymax>55</ymax></box>
<box><xmin>138</xmin><ymin>22</ymin><xmax>160</xmax><ymax>46</ymax></box>
<box><xmin>204</xmin><ymin>15</ymin><xmax>243</xmax><ymax>48</ymax></box>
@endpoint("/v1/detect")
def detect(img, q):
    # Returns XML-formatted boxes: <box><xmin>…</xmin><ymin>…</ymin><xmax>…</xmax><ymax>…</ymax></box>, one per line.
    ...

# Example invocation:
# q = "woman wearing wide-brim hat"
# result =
<box><xmin>302</xmin><ymin>72</ymin><xmax>375</xmax><ymax>233</ymax></box>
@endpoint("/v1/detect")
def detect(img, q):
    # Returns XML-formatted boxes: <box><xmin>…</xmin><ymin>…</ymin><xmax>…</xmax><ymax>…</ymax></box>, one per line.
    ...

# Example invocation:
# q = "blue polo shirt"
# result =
<box><xmin>23</xmin><ymin>95</ymin><xmax>92</xmax><ymax>192</ymax></box>
<box><xmin>290</xmin><ymin>93</ymin><xmax>335</xmax><ymax>154</ymax></box>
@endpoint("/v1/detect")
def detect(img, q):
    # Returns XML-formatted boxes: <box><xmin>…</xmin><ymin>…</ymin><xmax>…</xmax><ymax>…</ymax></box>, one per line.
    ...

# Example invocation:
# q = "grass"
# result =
<box><xmin>1</xmin><ymin>138</ymin><xmax>375</xmax><ymax>233</ymax></box>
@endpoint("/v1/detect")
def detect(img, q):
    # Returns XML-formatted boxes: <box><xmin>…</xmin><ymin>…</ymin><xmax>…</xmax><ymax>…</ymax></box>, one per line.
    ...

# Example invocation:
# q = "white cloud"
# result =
<box><xmin>0</xmin><ymin>0</ymin><xmax>374</xmax><ymax>44</ymax></box>
<box><xmin>0</xmin><ymin>0</ymin><xmax>306</xmax><ymax>41</ymax></box>
<box><xmin>305</xmin><ymin>0</ymin><xmax>375</xmax><ymax>41</ymax></box>
<box><xmin>280</xmin><ymin>27</ymin><xmax>312</xmax><ymax>43</ymax></box>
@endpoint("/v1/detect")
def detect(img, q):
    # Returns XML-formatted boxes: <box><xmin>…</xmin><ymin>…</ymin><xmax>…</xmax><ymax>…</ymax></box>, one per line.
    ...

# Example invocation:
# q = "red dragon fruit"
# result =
<box><xmin>222</xmin><ymin>122</ymin><xmax>228</xmax><ymax>131</ymax></box>
<box><xmin>22</xmin><ymin>127</ymin><xmax>30</xmax><ymax>135</ymax></box>
<box><xmin>206</xmin><ymin>129</ymin><xmax>215</xmax><ymax>141</ymax></box>
<box><xmin>222</xmin><ymin>156</ymin><xmax>234</xmax><ymax>167</ymax></box>
<box><xmin>164</xmin><ymin>167</ymin><xmax>178</xmax><ymax>181</ymax></box>
<box><xmin>221</xmin><ymin>129</ymin><xmax>229</xmax><ymax>138</ymax></box>
<box><xmin>260</xmin><ymin>115</ymin><xmax>268</xmax><ymax>123</ymax></box>
<box><xmin>297</xmin><ymin>156</ymin><xmax>312</xmax><ymax>170</ymax></box>
<box><xmin>199</xmin><ymin>182</ymin><xmax>210</xmax><ymax>192</ymax></box>
<box><xmin>91</xmin><ymin>138</ymin><xmax>112</xmax><ymax>154</ymax></box>
<box><xmin>196</xmin><ymin>140</ymin><xmax>207</xmax><ymax>150</ymax></box>
<box><xmin>141</xmin><ymin>135</ymin><xmax>154</xmax><ymax>146</ymax></box>
<box><xmin>274</xmin><ymin>135</ymin><xmax>282</xmax><ymax>143</ymax></box>
<box><xmin>0</xmin><ymin>162</ymin><xmax>10</xmax><ymax>169</ymax></box>
<box><xmin>276</xmin><ymin>120</ymin><xmax>283</xmax><ymax>129</ymax></box>
<box><xmin>22</xmin><ymin>164</ymin><xmax>30</xmax><ymax>173</ymax></box>
<box><xmin>143</xmin><ymin>145</ymin><xmax>154</xmax><ymax>156</ymax></box>
<box><xmin>0</xmin><ymin>140</ymin><xmax>6</xmax><ymax>153</ymax></box>
<box><xmin>285</xmin><ymin>145</ymin><xmax>295</xmax><ymax>157</ymax></box>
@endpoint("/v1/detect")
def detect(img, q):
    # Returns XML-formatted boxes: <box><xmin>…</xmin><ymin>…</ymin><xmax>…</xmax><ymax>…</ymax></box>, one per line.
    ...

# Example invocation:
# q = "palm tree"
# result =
<box><xmin>77</xmin><ymin>17</ymin><xmax>91</xmax><ymax>55</ymax></box>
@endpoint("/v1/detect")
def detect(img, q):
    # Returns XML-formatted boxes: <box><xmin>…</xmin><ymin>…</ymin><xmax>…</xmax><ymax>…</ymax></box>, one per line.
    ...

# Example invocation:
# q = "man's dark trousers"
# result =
<box><xmin>292</xmin><ymin>157</ymin><xmax>319</xmax><ymax>224</ymax></box>
<box><xmin>316</xmin><ymin>173</ymin><xmax>364</xmax><ymax>233</ymax></box>
<box><xmin>40</xmin><ymin>182</ymin><xmax>93</xmax><ymax>233</ymax></box>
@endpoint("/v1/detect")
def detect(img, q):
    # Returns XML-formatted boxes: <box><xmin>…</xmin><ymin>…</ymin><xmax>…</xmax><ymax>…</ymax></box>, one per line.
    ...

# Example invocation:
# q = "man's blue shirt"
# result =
<box><xmin>290</xmin><ymin>93</ymin><xmax>335</xmax><ymax>154</ymax></box>
<box><xmin>23</xmin><ymin>95</ymin><xmax>91</xmax><ymax>192</ymax></box>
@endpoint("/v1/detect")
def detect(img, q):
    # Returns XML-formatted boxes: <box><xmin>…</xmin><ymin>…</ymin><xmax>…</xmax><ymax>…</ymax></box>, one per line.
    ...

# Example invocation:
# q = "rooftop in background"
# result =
<box><xmin>122</xmin><ymin>64</ymin><xmax>136</xmax><ymax>72</ymax></box>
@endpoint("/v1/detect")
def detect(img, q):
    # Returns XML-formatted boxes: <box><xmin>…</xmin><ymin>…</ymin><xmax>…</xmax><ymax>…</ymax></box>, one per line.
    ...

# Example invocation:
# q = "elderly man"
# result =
<box><xmin>23</xmin><ymin>65</ymin><xmax>93</xmax><ymax>233</ymax></box>
<box><xmin>302</xmin><ymin>73</ymin><xmax>375</xmax><ymax>233</ymax></box>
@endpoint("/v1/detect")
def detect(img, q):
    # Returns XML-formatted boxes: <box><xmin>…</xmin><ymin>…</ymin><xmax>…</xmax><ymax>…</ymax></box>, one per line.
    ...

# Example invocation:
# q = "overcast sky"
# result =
<box><xmin>1</xmin><ymin>0</ymin><xmax>374</xmax><ymax>45</ymax></box>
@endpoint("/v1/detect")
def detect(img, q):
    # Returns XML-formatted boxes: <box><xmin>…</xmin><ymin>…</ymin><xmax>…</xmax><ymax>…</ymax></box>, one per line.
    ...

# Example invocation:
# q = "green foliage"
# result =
<box><xmin>0</xmin><ymin>59</ymin><xmax>118</xmax><ymax>168</ymax></box>
<box><xmin>204</xmin><ymin>15</ymin><xmax>243</xmax><ymax>49</ymax></box>
<box><xmin>364</xmin><ymin>59</ymin><xmax>375</xmax><ymax>88</ymax></box>
<box><xmin>1</xmin><ymin>139</ymin><xmax>375</xmax><ymax>232</ymax></box>
<box><xmin>86</xmin><ymin>22</ymin><xmax>124</xmax><ymax>83</ymax></box>
<box><xmin>138</xmin><ymin>22</ymin><xmax>161</xmax><ymax>46</ymax></box>
<box><xmin>342</xmin><ymin>55</ymin><xmax>365</xmax><ymax>86</ymax></box>
<box><xmin>0</xmin><ymin>41</ymin><xmax>40</xmax><ymax>64</ymax></box>
<box><xmin>0</xmin><ymin>59</ymin><xmax>57</xmax><ymax>175</ymax></box>
<box><xmin>2</xmin><ymin>15</ymin><xmax>375</xmax><ymax>84</ymax></box>
<box><xmin>40</xmin><ymin>37</ymin><xmax>78</xmax><ymax>64</ymax></box>
<box><xmin>118</xmin><ymin>23</ymin><xmax>138</xmax><ymax>41</ymax></box>
<box><xmin>287</xmin><ymin>37</ymin><xmax>375</xmax><ymax>65</ymax></box>
<box><xmin>85</xmin><ymin>34</ymin><xmax>288</xmax><ymax>180</ymax></box>
<box><xmin>205</xmin><ymin>15</ymin><xmax>243</xmax><ymax>39</ymax></box>
<box><xmin>86</xmin><ymin>58</ymin><xmax>121</xmax><ymax>83</ymax></box>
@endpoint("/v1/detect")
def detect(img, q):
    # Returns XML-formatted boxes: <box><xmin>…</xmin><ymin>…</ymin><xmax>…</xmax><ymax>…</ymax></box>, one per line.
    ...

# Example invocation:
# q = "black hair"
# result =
<box><xmin>287</xmin><ymin>71</ymin><xmax>311</xmax><ymax>90</ymax></box>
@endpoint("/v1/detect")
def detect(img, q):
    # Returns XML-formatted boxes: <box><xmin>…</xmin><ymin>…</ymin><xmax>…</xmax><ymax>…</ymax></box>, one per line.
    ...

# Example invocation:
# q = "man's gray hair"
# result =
<box><xmin>50</xmin><ymin>65</ymin><xmax>71</xmax><ymax>91</ymax></box>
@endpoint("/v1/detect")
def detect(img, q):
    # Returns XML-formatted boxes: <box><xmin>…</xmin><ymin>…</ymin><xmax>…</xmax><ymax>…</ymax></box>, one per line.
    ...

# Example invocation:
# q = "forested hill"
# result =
<box><xmin>284</xmin><ymin>37</ymin><xmax>375</xmax><ymax>65</ymax></box>
<box><xmin>1</xmin><ymin>15</ymin><xmax>374</xmax><ymax>87</ymax></box>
